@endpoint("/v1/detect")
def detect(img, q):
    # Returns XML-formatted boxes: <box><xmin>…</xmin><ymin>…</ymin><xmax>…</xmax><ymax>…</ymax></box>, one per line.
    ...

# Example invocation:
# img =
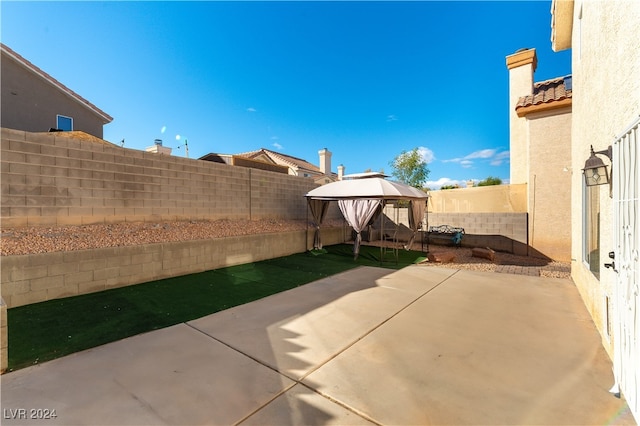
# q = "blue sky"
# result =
<box><xmin>1</xmin><ymin>1</ymin><xmax>571</xmax><ymax>189</ymax></box>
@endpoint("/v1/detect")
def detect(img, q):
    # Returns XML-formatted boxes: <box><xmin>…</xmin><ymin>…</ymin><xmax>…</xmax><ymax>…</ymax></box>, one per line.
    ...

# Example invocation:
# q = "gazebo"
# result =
<box><xmin>305</xmin><ymin>173</ymin><xmax>429</xmax><ymax>260</ymax></box>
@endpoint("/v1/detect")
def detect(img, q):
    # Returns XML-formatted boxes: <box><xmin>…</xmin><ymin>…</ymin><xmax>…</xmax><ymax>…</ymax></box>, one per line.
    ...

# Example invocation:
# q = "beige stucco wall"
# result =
<box><xmin>570</xmin><ymin>0</ymin><xmax>640</xmax><ymax>355</ymax></box>
<box><xmin>526</xmin><ymin>109</ymin><xmax>572</xmax><ymax>261</ymax></box>
<box><xmin>0</xmin><ymin>56</ymin><xmax>107</xmax><ymax>138</ymax></box>
<box><xmin>428</xmin><ymin>184</ymin><xmax>527</xmax><ymax>213</ymax></box>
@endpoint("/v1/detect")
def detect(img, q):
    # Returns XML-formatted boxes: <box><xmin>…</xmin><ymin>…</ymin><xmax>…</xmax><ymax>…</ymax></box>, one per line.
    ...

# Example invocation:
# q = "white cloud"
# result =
<box><xmin>386</xmin><ymin>114</ymin><xmax>398</xmax><ymax>122</ymax></box>
<box><xmin>417</xmin><ymin>146</ymin><xmax>435</xmax><ymax>163</ymax></box>
<box><xmin>425</xmin><ymin>177</ymin><xmax>463</xmax><ymax>190</ymax></box>
<box><xmin>442</xmin><ymin>148</ymin><xmax>509</xmax><ymax>168</ymax></box>
<box><xmin>465</xmin><ymin>149</ymin><xmax>496</xmax><ymax>159</ymax></box>
<box><xmin>247</xmin><ymin>107</ymin><xmax>257</xmax><ymax>112</ymax></box>
<box><xmin>490</xmin><ymin>150</ymin><xmax>510</xmax><ymax>166</ymax></box>
<box><xmin>270</xmin><ymin>136</ymin><xmax>279</xmax><ymax>140</ymax></box>
<box><xmin>442</xmin><ymin>157</ymin><xmax>462</xmax><ymax>164</ymax></box>
<box><xmin>272</xmin><ymin>142</ymin><xmax>283</xmax><ymax>150</ymax></box>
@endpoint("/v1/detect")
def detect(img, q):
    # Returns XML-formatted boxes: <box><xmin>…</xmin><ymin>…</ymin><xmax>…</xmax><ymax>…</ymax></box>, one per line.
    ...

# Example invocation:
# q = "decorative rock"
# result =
<box><xmin>472</xmin><ymin>247</ymin><xmax>496</xmax><ymax>261</ymax></box>
<box><xmin>427</xmin><ymin>251</ymin><xmax>457</xmax><ymax>263</ymax></box>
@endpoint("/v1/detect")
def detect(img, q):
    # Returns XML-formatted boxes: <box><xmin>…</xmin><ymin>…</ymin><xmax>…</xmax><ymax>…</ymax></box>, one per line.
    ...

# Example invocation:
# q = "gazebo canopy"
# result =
<box><xmin>305</xmin><ymin>177</ymin><xmax>429</xmax><ymax>258</ymax></box>
<box><xmin>305</xmin><ymin>177</ymin><xmax>428</xmax><ymax>201</ymax></box>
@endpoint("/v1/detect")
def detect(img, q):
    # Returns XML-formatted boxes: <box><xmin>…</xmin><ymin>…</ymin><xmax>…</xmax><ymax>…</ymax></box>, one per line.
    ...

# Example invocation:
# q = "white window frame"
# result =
<box><xmin>56</xmin><ymin>114</ymin><xmax>73</xmax><ymax>131</ymax></box>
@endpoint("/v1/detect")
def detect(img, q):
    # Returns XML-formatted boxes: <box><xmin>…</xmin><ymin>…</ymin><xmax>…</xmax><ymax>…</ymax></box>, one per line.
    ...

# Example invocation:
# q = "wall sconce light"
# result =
<box><xmin>582</xmin><ymin>145</ymin><xmax>612</xmax><ymax>187</ymax></box>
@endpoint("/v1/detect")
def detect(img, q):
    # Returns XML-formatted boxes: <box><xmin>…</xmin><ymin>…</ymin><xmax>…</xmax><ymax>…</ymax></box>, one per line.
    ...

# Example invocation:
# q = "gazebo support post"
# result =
<box><xmin>379</xmin><ymin>200</ymin><xmax>384</xmax><ymax>266</ymax></box>
<box><xmin>305</xmin><ymin>203</ymin><xmax>309</xmax><ymax>251</ymax></box>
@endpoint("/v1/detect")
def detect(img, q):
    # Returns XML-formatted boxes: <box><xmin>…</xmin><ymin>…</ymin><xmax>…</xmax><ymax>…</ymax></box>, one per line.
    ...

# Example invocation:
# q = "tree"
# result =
<box><xmin>389</xmin><ymin>148</ymin><xmax>430</xmax><ymax>189</ymax></box>
<box><xmin>476</xmin><ymin>176</ymin><xmax>503</xmax><ymax>187</ymax></box>
<box><xmin>363</xmin><ymin>168</ymin><xmax>385</xmax><ymax>174</ymax></box>
<box><xmin>440</xmin><ymin>184</ymin><xmax>460</xmax><ymax>190</ymax></box>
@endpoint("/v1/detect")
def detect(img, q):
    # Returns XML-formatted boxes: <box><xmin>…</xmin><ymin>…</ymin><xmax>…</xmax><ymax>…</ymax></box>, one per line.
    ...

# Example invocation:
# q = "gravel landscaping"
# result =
<box><xmin>0</xmin><ymin>219</ymin><xmax>344</xmax><ymax>256</ymax></box>
<box><xmin>413</xmin><ymin>243</ymin><xmax>571</xmax><ymax>279</ymax></box>
<box><xmin>0</xmin><ymin>219</ymin><xmax>571</xmax><ymax>279</ymax></box>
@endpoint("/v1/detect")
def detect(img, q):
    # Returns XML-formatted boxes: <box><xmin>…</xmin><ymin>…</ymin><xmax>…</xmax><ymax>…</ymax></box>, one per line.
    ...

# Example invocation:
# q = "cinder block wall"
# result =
<box><xmin>0</xmin><ymin>298</ymin><xmax>7</xmax><ymax>373</ymax></box>
<box><xmin>1</xmin><ymin>227</ymin><xmax>346</xmax><ymax>309</ymax></box>
<box><xmin>428</xmin><ymin>212</ymin><xmax>529</xmax><ymax>255</ymax></box>
<box><xmin>1</xmin><ymin>128</ymin><xmax>340</xmax><ymax>227</ymax></box>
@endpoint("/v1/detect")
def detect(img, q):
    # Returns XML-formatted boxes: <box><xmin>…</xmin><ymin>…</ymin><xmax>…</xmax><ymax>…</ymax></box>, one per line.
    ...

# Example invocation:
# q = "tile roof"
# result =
<box><xmin>237</xmin><ymin>148</ymin><xmax>322</xmax><ymax>174</ymax></box>
<box><xmin>516</xmin><ymin>75</ymin><xmax>572</xmax><ymax>109</ymax></box>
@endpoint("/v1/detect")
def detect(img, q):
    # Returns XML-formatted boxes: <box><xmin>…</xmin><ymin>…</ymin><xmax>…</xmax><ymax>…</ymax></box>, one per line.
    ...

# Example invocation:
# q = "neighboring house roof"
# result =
<box><xmin>53</xmin><ymin>130</ymin><xmax>118</xmax><ymax>147</ymax></box>
<box><xmin>343</xmin><ymin>172</ymin><xmax>389</xmax><ymax>180</ymax></box>
<box><xmin>199</xmin><ymin>152</ymin><xmax>289</xmax><ymax>174</ymax></box>
<box><xmin>516</xmin><ymin>75</ymin><xmax>572</xmax><ymax>117</ymax></box>
<box><xmin>1</xmin><ymin>43</ymin><xmax>113</xmax><ymax>124</ymax></box>
<box><xmin>201</xmin><ymin>148</ymin><xmax>339</xmax><ymax>182</ymax></box>
<box><xmin>30</xmin><ymin>130</ymin><xmax>118</xmax><ymax>147</ymax></box>
<box><xmin>237</xmin><ymin>148</ymin><xmax>335</xmax><ymax>178</ymax></box>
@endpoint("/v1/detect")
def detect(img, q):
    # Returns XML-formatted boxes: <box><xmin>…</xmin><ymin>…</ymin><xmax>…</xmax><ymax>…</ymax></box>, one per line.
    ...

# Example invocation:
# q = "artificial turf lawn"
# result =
<box><xmin>7</xmin><ymin>244</ymin><xmax>427</xmax><ymax>371</ymax></box>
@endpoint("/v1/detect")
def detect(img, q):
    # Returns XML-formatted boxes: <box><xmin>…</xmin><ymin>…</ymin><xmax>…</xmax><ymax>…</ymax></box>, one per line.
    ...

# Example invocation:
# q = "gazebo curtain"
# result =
<box><xmin>308</xmin><ymin>199</ymin><xmax>330</xmax><ymax>249</ymax></box>
<box><xmin>338</xmin><ymin>198</ymin><xmax>383</xmax><ymax>259</ymax></box>
<box><xmin>405</xmin><ymin>199</ymin><xmax>427</xmax><ymax>249</ymax></box>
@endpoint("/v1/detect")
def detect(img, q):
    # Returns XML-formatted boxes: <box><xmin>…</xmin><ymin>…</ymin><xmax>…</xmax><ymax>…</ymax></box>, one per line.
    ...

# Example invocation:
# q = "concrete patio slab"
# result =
<box><xmin>188</xmin><ymin>266</ymin><xmax>454</xmax><ymax>380</ymax></box>
<box><xmin>1</xmin><ymin>324</ymin><xmax>295</xmax><ymax>425</ymax></box>
<box><xmin>239</xmin><ymin>384</ymin><xmax>375</xmax><ymax>426</ymax></box>
<box><xmin>1</xmin><ymin>265</ymin><xmax>635</xmax><ymax>425</ymax></box>
<box><xmin>303</xmin><ymin>267</ymin><xmax>630</xmax><ymax>425</ymax></box>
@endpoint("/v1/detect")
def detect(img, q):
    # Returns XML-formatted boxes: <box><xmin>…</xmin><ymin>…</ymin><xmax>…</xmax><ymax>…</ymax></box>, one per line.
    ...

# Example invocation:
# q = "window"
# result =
<box><xmin>56</xmin><ymin>115</ymin><xmax>73</xmax><ymax>131</ymax></box>
<box><xmin>582</xmin><ymin>182</ymin><xmax>600</xmax><ymax>279</ymax></box>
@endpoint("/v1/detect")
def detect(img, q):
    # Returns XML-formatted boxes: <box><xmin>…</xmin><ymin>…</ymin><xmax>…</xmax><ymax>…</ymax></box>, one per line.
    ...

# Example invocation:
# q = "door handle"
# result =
<box><xmin>605</xmin><ymin>251</ymin><xmax>617</xmax><ymax>272</ymax></box>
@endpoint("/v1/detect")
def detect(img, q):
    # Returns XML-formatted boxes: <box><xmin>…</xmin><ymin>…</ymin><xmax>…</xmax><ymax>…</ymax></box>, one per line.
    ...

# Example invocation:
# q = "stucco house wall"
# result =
<box><xmin>568</xmin><ymin>0</ymin><xmax>640</xmax><ymax>354</ymax></box>
<box><xmin>506</xmin><ymin>48</ymin><xmax>572</xmax><ymax>261</ymax></box>
<box><xmin>527</xmin><ymin>109</ymin><xmax>572</xmax><ymax>261</ymax></box>
<box><xmin>0</xmin><ymin>44</ymin><xmax>111</xmax><ymax>139</ymax></box>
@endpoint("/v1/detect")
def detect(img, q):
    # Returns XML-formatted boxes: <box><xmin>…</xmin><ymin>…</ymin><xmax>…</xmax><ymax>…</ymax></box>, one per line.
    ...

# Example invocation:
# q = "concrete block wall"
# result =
<box><xmin>428</xmin><ymin>212</ymin><xmax>529</xmax><ymax>255</ymax></box>
<box><xmin>0</xmin><ymin>227</ymin><xmax>346</xmax><ymax>309</ymax></box>
<box><xmin>1</xmin><ymin>298</ymin><xmax>7</xmax><ymax>373</ymax></box>
<box><xmin>1</xmin><ymin>128</ymin><xmax>334</xmax><ymax>227</ymax></box>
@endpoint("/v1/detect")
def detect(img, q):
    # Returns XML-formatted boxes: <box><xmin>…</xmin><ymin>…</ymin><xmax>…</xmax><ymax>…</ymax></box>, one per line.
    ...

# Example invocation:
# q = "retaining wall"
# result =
<box><xmin>0</xmin><ymin>227</ymin><xmax>346</xmax><ymax>309</ymax></box>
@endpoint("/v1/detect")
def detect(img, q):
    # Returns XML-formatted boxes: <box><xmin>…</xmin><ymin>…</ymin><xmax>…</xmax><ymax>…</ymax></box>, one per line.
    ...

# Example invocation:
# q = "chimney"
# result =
<box><xmin>146</xmin><ymin>139</ymin><xmax>172</xmax><ymax>155</ymax></box>
<box><xmin>506</xmin><ymin>48</ymin><xmax>537</xmax><ymax>185</ymax></box>
<box><xmin>318</xmin><ymin>148</ymin><xmax>332</xmax><ymax>175</ymax></box>
<box><xmin>337</xmin><ymin>164</ymin><xmax>345</xmax><ymax>180</ymax></box>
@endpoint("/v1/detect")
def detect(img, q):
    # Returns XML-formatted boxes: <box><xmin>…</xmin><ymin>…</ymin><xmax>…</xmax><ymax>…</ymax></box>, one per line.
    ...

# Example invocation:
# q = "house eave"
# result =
<box><xmin>516</xmin><ymin>98</ymin><xmax>572</xmax><ymax>117</ymax></box>
<box><xmin>551</xmin><ymin>0</ymin><xmax>574</xmax><ymax>52</ymax></box>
